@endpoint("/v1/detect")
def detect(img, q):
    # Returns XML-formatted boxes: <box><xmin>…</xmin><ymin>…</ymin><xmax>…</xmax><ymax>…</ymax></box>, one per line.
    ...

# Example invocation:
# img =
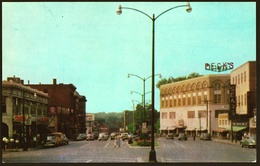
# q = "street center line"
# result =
<box><xmin>104</xmin><ymin>143</ymin><xmax>109</xmax><ymax>148</ymax></box>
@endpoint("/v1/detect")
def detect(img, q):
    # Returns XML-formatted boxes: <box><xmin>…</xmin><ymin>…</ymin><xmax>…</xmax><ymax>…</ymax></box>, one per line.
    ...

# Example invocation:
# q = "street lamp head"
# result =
<box><xmin>128</xmin><ymin>74</ymin><xmax>130</xmax><ymax>78</ymax></box>
<box><xmin>130</xmin><ymin>91</ymin><xmax>133</xmax><ymax>94</ymax></box>
<box><xmin>117</xmin><ymin>5</ymin><xmax>122</xmax><ymax>15</ymax></box>
<box><xmin>186</xmin><ymin>2</ymin><xmax>192</xmax><ymax>13</ymax></box>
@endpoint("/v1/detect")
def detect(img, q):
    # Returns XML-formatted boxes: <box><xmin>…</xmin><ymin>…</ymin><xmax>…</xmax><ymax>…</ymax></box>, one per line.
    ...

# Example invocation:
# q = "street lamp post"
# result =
<box><xmin>118</xmin><ymin>3</ymin><xmax>192</xmax><ymax>162</ymax></box>
<box><xmin>128</xmin><ymin>74</ymin><xmax>161</xmax><ymax>123</ymax></box>
<box><xmin>131</xmin><ymin>90</ymin><xmax>152</xmax><ymax>121</ymax></box>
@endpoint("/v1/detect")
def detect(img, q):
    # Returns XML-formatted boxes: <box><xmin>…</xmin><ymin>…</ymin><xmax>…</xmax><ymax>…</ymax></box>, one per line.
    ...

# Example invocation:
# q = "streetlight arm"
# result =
<box><xmin>128</xmin><ymin>74</ymin><xmax>144</xmax><ymax>81</ymax></box>
<box><xmin>120</xmin><ymin>6</ymin><xmax>153</xmax><ymax>20</ymax></box>
<box><xmin>155</xmin><ymin>3</ymin><xmax>192</xmax><ymax>20</ymax></box>
<box><xmin>145</xmin><ymin>74</ymin><xmax>162</xmax><ymax>81</ymax></box>
<box><xmin>131</xmin><ymin>91</ymin><xmax>143</xmax><ymax>96</ymax></box>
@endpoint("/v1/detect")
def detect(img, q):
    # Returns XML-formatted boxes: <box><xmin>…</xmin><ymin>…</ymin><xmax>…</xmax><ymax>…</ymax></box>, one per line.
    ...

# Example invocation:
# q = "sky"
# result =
<box><xmin>2</xmin><ymin>2</ymin><xmax>256</xmax><ymax>113</ymax></box>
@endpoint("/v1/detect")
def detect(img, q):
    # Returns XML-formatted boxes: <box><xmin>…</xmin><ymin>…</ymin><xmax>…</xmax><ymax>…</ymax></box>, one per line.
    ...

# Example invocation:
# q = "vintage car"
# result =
<box><xmin>240</xmin><ymin>136</ymin><xmax>256</xmax><ymax>148</ymax></box>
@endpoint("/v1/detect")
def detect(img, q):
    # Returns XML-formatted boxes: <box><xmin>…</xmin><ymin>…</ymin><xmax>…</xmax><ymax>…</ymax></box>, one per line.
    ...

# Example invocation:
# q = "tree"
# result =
<box><xmin>156</xmin><ymin>72</ymin><xmax>203</xmax><ymax>88</ymax></box>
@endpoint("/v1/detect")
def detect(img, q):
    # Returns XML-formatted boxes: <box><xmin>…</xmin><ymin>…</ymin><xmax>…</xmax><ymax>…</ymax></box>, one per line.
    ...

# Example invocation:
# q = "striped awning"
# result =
<box><xmin>225</xmin><ymin>126</ymin><xmax>248</xmax><ymax>132</ymax></box>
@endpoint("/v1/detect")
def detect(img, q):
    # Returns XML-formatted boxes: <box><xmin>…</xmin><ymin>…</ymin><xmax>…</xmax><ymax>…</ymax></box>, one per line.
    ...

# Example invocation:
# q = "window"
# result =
<box><xmin>174</xmin><ymin>99</ymin><xmax>177</xmax><ymax>107</ymax></box>
<box><xmin>235</xmin><ymin>76</ymin><xmax>237</xmax><ymax>84</ymax></box>
<box><xmin>238</xmin><ymin>74</ymin><xmax>240</xmax><ymax>84</ymax></box>
<box><xmin>188</xmin><ymin>97</ymin><xmax>191</xmax><ymax>105</ymax></box>
<box><xmin>192</xmin><ymin>96</ymin><xmax>196</xmax><ymax>105</ymax></box>
<box><xmin>241</xmin><ymin>73</ymin><xmax>243</xmax><ymax>84</ymax></box>
<box><xmin>169</xmin><ymin>112</ymin><xmax>176</xmax><ymax>119</ymax></box>
<box><xmin>198</xmin><ymin>111</ymin><xmax>207</xmax><ymax>118</ymax></box>
<box><xmin>161</xmin><ymin>100</ymin><xmax>164</xmax><ymax>108</ymax></box>
<box><xmin>170</xmin><ymin>100</ymin><xmax>172</xmax><ymax>107</ymax></box>
<box><xmin>188</xmin><ymin>111</ymin><xmax>195</xmax><ymax>118</ymax></box>
<box><xmin>2</xmin><ymin>97</ymin><xmax>6</xmax><ymax>113</ymax></box>
<box><xmin>244</xmin><ymin>71</ymin><xmax>246</xmax><ymax>82</ymax></box>
<box><xmin>198</xmin><ymin>96</ymin><xmax>202</xmax><ymax>104</ymax></box>
<box><xmin>162</xmin><ymin>112</ymin><xmax>167</xmax><ymax>119</ymax></box>
<box><xmin>244</xmin><ymin>94</ymin><xmax>247</xmax><ymax>105</ymax></box>
<box><xmin>213</xmin><ymin>82</ymin><xmax>221</xmax><ymax>103</ymax></box>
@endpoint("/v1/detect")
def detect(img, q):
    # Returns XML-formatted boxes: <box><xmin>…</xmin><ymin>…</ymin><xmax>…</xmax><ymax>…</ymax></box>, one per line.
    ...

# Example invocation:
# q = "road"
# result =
<box><xmin>2</xmin><ymin>137</ymin><xmax>256</xmax><ymax>163</ymax></box>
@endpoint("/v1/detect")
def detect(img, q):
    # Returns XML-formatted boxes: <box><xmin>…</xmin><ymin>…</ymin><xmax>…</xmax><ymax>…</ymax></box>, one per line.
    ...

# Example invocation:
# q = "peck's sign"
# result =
<box><xmin>205</xmin><ymin>62</ymin><xmax>234</xmax><ymax>72</ymax></box>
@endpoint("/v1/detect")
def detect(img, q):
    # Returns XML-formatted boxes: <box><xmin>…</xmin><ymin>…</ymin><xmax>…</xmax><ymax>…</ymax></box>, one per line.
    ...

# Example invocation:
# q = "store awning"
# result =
<box><xmin>159</xmin><ymin>127</ymin><xmax>167</xmax><ymax>130</ymax></box>
<box><xmin>213</xmin><ymin>127</ymin><xmax>227</xmax><ymax>132</ymax></box>
<box><xmin>196</xmin><ymin>128</ymin><xmax>207</xmax><ymax>131</ymax></box>
<box><xmin>185</xmin><ymin>128</ymin><xmax>196</xmax><ymax>131</ymax></box>
<box><xmin>225</xmin><ymin>126</ymin><xmax>248</xmax><ymax>132</ymax></box>
<box><xmin>167</xmin><ymin>127</ymin><xmax>176</xmax><ymax>130</ymax></box>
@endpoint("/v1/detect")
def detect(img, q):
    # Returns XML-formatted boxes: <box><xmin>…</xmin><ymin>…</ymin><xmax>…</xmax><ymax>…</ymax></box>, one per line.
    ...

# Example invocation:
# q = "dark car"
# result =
<box><xmin>166</xmin><ymin>133</ymin><xmax>174</xmax><ymax>139</ymax></box>
<box><xmin>200</xmin><ymin>133</ymin><xmax>211</xmax><ymax>140</ymax></box>
<box><xmin>178</xmin><ymin>133</ymin><xmax>188</xmax><ymax>141</ymax></box>
<box><xmin>240</xmin><ymin>136</ymin><xmax>256</xmax><ymax>148</ymax></box>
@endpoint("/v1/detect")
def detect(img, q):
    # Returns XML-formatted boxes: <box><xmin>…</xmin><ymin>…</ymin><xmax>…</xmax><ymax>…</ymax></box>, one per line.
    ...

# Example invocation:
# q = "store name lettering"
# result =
<box><xmin>205</xmin><ymin>62</ymin><xmax>234</xmax><ymax>72</ymax></box>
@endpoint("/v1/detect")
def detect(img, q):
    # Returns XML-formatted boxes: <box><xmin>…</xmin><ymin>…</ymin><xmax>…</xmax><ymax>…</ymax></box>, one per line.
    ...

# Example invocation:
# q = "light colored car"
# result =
<box><xmin>240</xmin><ymin>136</ymin><xmax>256</xmax><ymax>148</ymax></box>
<box><xmin>98</xmin><ymin>133</ymin><xmax>108</xmax><ymax>141</ymax></box>
<box><xmin>43</xmin><ymin>132</ymin><xmax>68</xmax><ymax>147</ymax></box>
<box><xmin>120</xmin><ymin>133</ymin><xmax>129</xmax><ymax>141</ymax></box>
<box><xmin>166</xmin><ymin>133</ymin><xmax>174</xmax><ymax>139</ymax></box>
<box><xmin>86</xmin><ymin>133</ymin><xmax>95</xmax><ymax>141</ymax></box>
<box><xmin>76</xmin><ymin>133</ymin><xmax>86</xmax><ymax>141</ymax></box>
<box><xmin>110</xmin><ymin>132</ymin><xmax>118</xmax><ymax>140</ymax></box>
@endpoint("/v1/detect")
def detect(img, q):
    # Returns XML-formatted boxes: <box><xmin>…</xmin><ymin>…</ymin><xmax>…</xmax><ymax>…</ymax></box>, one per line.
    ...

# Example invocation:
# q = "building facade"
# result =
<box><xmin>2</xmin><ymin>77</ymin><xmax>49</xmax><ymax>146</ymax></box>
<box><xmin>23</xmin><ymin>78</ymin><xmax>87</xmax><ymax>140</ymax></box>
<box><xmin>159</xmin><ymin>74</ymin><xmax>230</xmax><ymax>136</ymax></box>
<box><xmin>230</xmin><ymin>61</ymin><xmax>256</xmax><ymax>135</ymax></box>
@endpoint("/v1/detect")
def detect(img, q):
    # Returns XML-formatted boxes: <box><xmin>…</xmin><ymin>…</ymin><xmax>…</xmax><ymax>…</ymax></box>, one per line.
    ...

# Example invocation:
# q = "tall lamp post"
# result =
<box><xmin>118</xmin><ymin>3</ymin><xmax>192</xmax><ymax>162</ymax></box>
<box><xmin>128</xmin><ymin>74</ymin><xmax>161</xmax><ymax>124</ymax></box>
<box><xmin>131</xmin><ymin>90</ymin><xmax>152</xmax><ymax>121</ymax></box>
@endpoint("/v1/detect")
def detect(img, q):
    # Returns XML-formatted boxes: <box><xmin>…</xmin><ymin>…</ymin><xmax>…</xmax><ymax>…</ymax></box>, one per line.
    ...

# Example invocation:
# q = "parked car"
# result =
<box><xmin>76</xmin><ymin>133</ymin><xmax>86</xmax><ymax>141</ymax></box>
<box><xmin>200</xmin><ymin>133</ymin><xmax>211</xmax><ymax>140</ymax></box>
<box><xmin>120</xmin><ymin>133</ymin><xmax>129</xmax><ymax>141</ymax></box>
<box><xmin>178</xmin><ymin>133</ymin><xmax>188</xmax><ymax>141</ymax></box>
<box><xmin>61</xmin><ymin>134</ymin><xmax>69</xmax><ymax>145</ymax></box>
<box><xmin>166</xmin><ymin>133</ymin><xmax>174</xmax><ymax>139</ymax></box>
<box><xmin>128</xmin><ymin>133</ymin><xmax>139</xmax><ymax>141</ymax></box>
<box><xmin>110</xmin><ymin>132</ymin><xmax>118</xmax><ymax>140</ymax></box>
<box><xmin>86</xmin><ymin>133</ymin><xmax>95</xmax><ymax>141</ymax></box>
<box><xmin>93</xmin><ymin>132</ymin><xmax>99</xmax><ymax>140</ymax></box>
<box><xmin>98</xmin><ymin>133</ymin><xmax>108</xmax><ymax>141</ymax></box>
<box><xmin>240</xmin><ymin>136</ymin><xmax>256</xmax><ymax>148</ymax></box>
<box><xmin>42</xmin><ymin>132</ymin><xmax>67</xmax><ymax>147</ymax></box>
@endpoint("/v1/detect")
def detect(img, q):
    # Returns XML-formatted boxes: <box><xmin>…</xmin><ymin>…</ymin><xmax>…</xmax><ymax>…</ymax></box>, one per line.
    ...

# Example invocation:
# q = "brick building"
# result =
<box><xmin>24</xmin><ymin>78</ymin><xmax>87</xmax><ymax>140</ymax></box>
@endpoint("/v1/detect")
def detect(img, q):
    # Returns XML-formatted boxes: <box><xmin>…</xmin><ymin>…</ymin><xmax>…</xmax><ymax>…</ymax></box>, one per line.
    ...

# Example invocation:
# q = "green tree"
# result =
<box><xmin>156</xmin><ymin>72</ymin><xmax>203</xmax><ymax>88</ymax></box>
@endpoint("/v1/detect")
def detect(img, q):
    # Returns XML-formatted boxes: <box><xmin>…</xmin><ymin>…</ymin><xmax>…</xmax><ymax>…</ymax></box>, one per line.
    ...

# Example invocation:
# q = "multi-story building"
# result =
<box><xmin>159</xmin><ymin>74</ymin><xmax>230</xmax><ymax>136</ymax></box>
<box><xmin>2</xmin><ymin>77</ymin><xmax>49</xmax><ymax>146</ymax></box>
<box><xmin>23</xmin><ymin>78</ymin><xmax>87</xmax><ymax>140</ymax></box>
<box><xmin>230</xmin><ymin>61</ymin><xmax>256</xmax><ymax>135</ymax></box>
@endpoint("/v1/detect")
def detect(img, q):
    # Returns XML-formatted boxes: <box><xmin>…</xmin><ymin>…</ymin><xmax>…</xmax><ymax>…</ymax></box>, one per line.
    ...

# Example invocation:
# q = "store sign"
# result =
<box><xmin>229</xmin><ymin>84</ymin><xmax>236</xmax><ymax>119</ymax></box>
<box><xmin>13</xmin><ymin>115</ymin><xmax>29</xmax><ymax>122</ymax></box>
<box><xmin>205</xmin><ymin>62</ymin><xmax>234</xmax><ymax>72</ymax></box>
<box><xmin>49</xmin><ymin>107</ymin><xmax>57</xmax><ymax>115</ymax></box>
<box><xmin>37</xmin><ymin>117</ymin><xmax>50</xmax><ymax>123</ymax></box>
<box><xmin>86</xmin><ymin>114</ymin><xmax>94</xmax><ymax>121</ymax></box>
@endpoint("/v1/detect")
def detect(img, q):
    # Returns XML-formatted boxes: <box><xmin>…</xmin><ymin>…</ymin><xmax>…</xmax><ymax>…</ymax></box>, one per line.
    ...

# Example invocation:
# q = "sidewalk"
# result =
<box><xmin>211</xmin><ymin>137</ymin><xmax>240</xmax><ymax>145</ymax></box>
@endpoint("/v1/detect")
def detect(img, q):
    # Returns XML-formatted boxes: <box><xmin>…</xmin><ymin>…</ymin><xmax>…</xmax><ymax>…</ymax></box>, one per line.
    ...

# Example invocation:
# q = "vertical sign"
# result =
<box><xmin>229</xmin><ymin>84</ymin><xmax>236</xmax><ymax>119</ymax></box>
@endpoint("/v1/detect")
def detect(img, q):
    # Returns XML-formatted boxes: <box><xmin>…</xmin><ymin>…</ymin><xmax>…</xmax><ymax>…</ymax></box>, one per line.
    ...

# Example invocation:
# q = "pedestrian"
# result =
<box><xmin>193</xmin><ymin>134</ymin><xmax>196</xmax><ymax>141</ymax></box>
<box><xmin>227</xmin><ymin>133</ymin><xmax>230</xmax><ymax>141</ymax></box>
<box><xmin>114</xmin><ymin>136</ymin><xmax>121</xmax><ymax>148</ymax></box>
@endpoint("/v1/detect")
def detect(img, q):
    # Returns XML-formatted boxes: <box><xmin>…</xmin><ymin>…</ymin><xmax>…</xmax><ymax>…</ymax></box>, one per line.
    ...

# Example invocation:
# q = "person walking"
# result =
<box><xmin>227</xmin><ymin>133</ymin><xmax>230</xmax><ymax>141</ymax></box>
<box><xmin>193</xmin><ymin>134</ymin><xmax>196</xmax><ymax>141</ymax></box>
<box><xmin>114</xmin><ymin>136</ymin><xmax>121</xmax><ymax>148</ymax></box>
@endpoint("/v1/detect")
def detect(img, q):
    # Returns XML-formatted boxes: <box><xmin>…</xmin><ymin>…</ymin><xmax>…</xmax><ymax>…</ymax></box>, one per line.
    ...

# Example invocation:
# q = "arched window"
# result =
<box><xmin>213</xmin><ymin>82</ymin><xmax>222</xmax><ymax>103</ymax></box>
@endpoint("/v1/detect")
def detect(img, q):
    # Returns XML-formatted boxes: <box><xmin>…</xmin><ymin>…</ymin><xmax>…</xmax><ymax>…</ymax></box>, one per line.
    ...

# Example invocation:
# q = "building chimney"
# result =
<box><xmin>21</xmin><ymin>80</ymin><xmax>24</xmax><ymax>85</ymax></box>
<box><xmin>28</xmin><ymin>80</ymin><xmax>30</xmax><ymax>85</ymax></box>
<box><xmin>53</xmin><ymin>78</ymin><xmax>57</xmax><ymax>85</ymax></box>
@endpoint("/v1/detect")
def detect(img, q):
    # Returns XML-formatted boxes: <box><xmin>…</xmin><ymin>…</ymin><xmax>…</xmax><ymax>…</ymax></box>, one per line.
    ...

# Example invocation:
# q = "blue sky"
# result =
<box><xmin>2</xmin><ymin>2</ymin><xmax>256</xmax><ymax>113</ymax></box>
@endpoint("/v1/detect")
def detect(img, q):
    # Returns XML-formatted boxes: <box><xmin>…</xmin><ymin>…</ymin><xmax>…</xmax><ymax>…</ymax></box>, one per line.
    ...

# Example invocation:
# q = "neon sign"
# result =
<box><xmin>205</xmin><ymin>62</ymin><xmax>234</xmax><ymax>72</ymax></box>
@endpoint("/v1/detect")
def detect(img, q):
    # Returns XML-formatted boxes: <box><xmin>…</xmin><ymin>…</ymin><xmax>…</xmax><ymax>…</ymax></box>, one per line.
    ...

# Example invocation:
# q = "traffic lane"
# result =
<box><xmin>156</xmin><ymin>137</ymin><xmax>256</xmax><ymax>162</ymax></box>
